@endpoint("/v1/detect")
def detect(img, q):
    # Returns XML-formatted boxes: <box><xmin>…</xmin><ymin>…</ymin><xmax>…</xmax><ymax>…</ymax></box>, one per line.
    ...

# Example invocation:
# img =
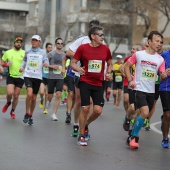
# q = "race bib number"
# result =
<box><xmin>53</xmin><ymin>66</ymin><xmax>62</xmax><ymax>74</ymax></box>
<box><xmin>43</xmin><ymin>67</ymin><xmax>49</xmax><ymax>74</ymax></box>
<box><xmin>141</xmin><ymin>68</ymin><xmax>155</xmax><ymax>81</ymax></box>
<box><xmin>27</xmin><ymin>55</ymin><xmax>40</xmax><ymax>70</ymax></box>
<box><xmin>115</xmin><ymin>76</ymin><xmax>122</xmax><ymax>82</ymax></box>
<box><xmin>88</xmin><ymin>60</ymin><xmax>102</xmax><ymax>73</ymax></box>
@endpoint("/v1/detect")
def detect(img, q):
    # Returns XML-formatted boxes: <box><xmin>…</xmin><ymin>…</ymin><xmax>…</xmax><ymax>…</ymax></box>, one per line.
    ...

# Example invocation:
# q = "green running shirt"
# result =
<box><xmin>2</xmin><ymin>48</ymin><xmax>25</xmax><ymax>78</ymax></box>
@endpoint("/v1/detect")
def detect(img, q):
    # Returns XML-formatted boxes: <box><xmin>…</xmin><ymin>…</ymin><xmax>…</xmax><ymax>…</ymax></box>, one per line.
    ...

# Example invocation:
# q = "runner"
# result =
<box><xmin>66</xmin><ymin>20</ymin><xmax>101</xmax><ymax>137</ymax></box>
<box><xmin>112</xmin><ymin>55</ymin><xmax>123</xmax><ymax>108</ymax></box>
<box><xmin>124</xmin><ymin>31</ymin><xmax>166</xmax><ymax>149</ymax></box>
<box><xmin>71</xmin><ymin>26</ymin><xmax>112</xmax><ymax>146</ymax></box>
<box><xmin>1</xmin><ymin>36</ymin><xmax>25</xmax><ymax>119</ymax></box>
<box><xmin>19</xmin><ymin>35</ymin><xmax>49</xmax><ymax>125</ymax></box>
<box><xmin>121</xmin><ymin>45</ymin><xmax>141</xmax><ymax>131</ymax></box>
<box><xmin>62</xmin><ymin>56</ymin><xmax>75</xmax><ymax>124</ymax></box>
<box><xmin>39</xmin><ymin>42</ymin><xmax>52</xmax><ymax>114</ymax></box>
<box><xmin>46</xmin><ymin>38</ymin><xmax>65</xmax><ymax>121</ymax></box>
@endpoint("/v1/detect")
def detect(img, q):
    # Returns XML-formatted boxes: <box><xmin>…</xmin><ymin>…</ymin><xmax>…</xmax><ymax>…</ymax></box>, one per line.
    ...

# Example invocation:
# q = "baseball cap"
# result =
<box><xmin>116</xmin><ymin>55</ymin><xmax>123</xmax><ymax>58</ymax></box>
<box><xmin>31</xmin><ymin>35</ymin><xmax>41</xmax><ymax>41</ymax></box>
<box><xmin>14</xmin><ymin>36</ymin><xmax>23</xmax><ymax>43</ymax></box>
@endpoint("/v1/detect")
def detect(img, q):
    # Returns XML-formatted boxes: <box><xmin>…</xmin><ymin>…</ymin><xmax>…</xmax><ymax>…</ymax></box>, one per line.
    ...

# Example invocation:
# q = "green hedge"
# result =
<box><xmin>0</xmin><ymin>87</ymin><xmax>27</xmax><ymax>95</ymax></box>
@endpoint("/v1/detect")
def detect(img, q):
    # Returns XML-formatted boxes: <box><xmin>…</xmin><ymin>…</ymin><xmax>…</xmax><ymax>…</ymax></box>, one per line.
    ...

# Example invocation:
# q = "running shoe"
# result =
<box><xmin>28</xmin><ymin>118</ymin><xmax>33</xmax><ymax>125</ymax></box>
<box><xmin>10</xmin><ymin>111</ymin><xmax>16</xmax><ymax>119</ymax></box>
<box><xmin>145</xmin><ymin>120</ymin><xmax>151</xmax><ymax>131</ymax></box>
<box><xmin>2</xmin><ymin>103</ymin><xmax>10</xmax><ymax>113</ymax></box>
<box><xmin>71</xmin><ymin>125</ymin><xmax>79</xmax><ymax>137</ymax></box>
<box><xmin>65</xmin><ymin>113</ymin><xmax>71</xmax><ymax>124</ymax></box>
<box><xmin>161</xmin><ymin>138</ymin><xmax>169</xmax><ymax>148</ymax></box>
<box><xmin>39</xmin><ymin>100</ymin><xmax>44</xmax><ymax>109</ymax></box>
<box><xmin>129</xmin><ymin>136</ymin><xmax>139</xmax><ymax>149</ymax></box>
<box><xmin>84</xmin><ymin>128</ymin><xmax>90</xmax><ymax>141</ymax></box>
<box><xmin>77</xmin><ymin>135</ymin><xmax>87</xmax><ymax>146</ymax></box>
<box><xmin>51</xmin><ymin>114</ymin><xmax>58</xmax><ymax>121</ymax></box>
<box><xmin>43</xmin><ymin>109</ymin><xmax>48</xmax><ymax>114</ymax></box>
<box><xmin>123</xmin><ymin>116</ymin><xmax>130</xmax><ymax>131</ymax></box>
<box><xmin>23</xmin><ymin>113</ymin><xmax>30</xmax><ymax>123</ymax></box>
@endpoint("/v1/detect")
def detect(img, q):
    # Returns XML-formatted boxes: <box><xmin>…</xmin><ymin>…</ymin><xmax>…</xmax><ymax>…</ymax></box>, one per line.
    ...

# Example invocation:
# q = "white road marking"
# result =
<box><xmin>150</xmin><ymin>121</ymin><xmax>170</xmax><ymax>137</ymax></box>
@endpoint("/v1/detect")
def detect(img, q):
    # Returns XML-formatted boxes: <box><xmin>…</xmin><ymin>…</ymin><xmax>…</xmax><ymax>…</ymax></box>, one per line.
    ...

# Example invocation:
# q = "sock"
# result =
<box><xmin>131</xmin><ymin>116</ymin><xmax>144</xmax><ymax>137</ymax></box>
<box><xmin>74</xmin><ymin>123</ymin><xmax>79</xmax><ymax>126</ymax></box>
<box><xmin>7</xmin><ymin>101</ymin><xmax>11</xmax><ymax>106</ymax></box>
<box><xmin>85</xmin><ymin>124</ymin><xmax>88</xmax><ymax>130</ymax></box>
<box><xmin>11</xmin><ymin>108</ymin><xmax>15</xmax><ymax>112</ymax></box>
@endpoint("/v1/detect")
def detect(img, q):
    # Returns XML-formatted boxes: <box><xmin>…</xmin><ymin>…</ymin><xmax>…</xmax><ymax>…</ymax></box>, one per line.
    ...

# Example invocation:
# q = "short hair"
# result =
<box><xmin>148</xmin><ymin>31</ymin><xmax>163</xmax><ymax>40</ymax></box>
<box><xmin>88</xmin><ymin>26</ymin><xmax>103</xmax><ymax>40</ymax></box>
<box><xmin>46</xmin><ymin>42</ymin><xmax>52</xmax><ymax>48</ymax></box>
<box><xmin>55</xmin><ymin>37</ymin><xmax>62</xmax><ymax>44</ymax></box>
<box><xmin>133</xmin><ymin>44</ymin><xmax>142</xmax><ymax>51</ymax></box>
<box><xmin>89</xmin><ymin>20</ymin><xmax>100</xmax><ymax>29</ymax></box>
<box><xmin>140</xmin><ymin>37</ymin><xmax>148</xmax><ymax>46</ymax></box>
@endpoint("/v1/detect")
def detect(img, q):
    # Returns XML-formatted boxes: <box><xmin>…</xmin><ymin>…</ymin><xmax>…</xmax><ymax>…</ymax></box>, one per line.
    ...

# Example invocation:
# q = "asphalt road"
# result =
<box><xmin>0</xmin><ymin>96</ymin><xmax>170</xmax><ymax>170</ymax></box>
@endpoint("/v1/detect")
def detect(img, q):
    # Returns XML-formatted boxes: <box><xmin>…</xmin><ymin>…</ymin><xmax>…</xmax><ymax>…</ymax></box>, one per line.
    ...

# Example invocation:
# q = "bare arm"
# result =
<box><xmin>61</xmin><ymin>56</ymin><xmax>68</xmax><ymax>76</ymax></box>
<box><xmin>124</xmin><ymin>61</ymin><xmax>136</xmax><ymax>89</ymax></box>
<box><xmin>119</xmin><ymin>64</ymin><xmax>126</xmax><ymax>77</ymax></box>
<box><xmin>0</xmin><ymin>59</ymin><xmax>4</xmax><ymax>73</ymax></box>
<box><xmin>70</xmin><ymin>58</ymin><xmax>85</xmax><ymax>75</ymax></box>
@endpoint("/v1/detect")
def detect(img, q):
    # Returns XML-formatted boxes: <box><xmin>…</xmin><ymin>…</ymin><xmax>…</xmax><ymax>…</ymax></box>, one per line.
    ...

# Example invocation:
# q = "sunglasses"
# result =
<box><xmin>56</xmin><ymin>43</ymin><xmax>63</xmax><ymax>45</ymax></box>
<box><xmin>95</xmin><ymin>33</ymin><xmax>104</xmax><ymax>37</ymax></box>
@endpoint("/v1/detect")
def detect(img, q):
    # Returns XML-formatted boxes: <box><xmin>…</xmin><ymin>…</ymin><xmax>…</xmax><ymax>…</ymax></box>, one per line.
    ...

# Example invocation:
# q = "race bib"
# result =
<box><xmin>88</xmin><ymin>60</ymin><xmax>102</xmax><ymax>73</ymax></box>
<box><xmin>141</xmin><ymin>67</ymin><xmax>155</xmax><ymax>81</ymax></box>
<box><xmin>43</xmin><ymin>67</ymin><xmax>49</xmax><ymax>74</ymax></box>
<box><xmin>27</xmin><ymin>55</ymin><xmax>40</xmax><ymax>70</ymax></box>
<box><xmin>115</xmin><ymin>76</ymin><xmax>122</xmax><ymax>82</ymax></box>
<box><xmin>53</xmin><ymin>66</ymin><xmax>62</xmax><ymax>74</ymax></box>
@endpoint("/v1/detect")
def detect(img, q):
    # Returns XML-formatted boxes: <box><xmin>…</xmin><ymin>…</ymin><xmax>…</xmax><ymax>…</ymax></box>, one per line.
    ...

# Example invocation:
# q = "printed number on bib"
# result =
<box><xmin>141</xmin><ymin>68</ymin><xmax>155</xmax><ymax>81</ymax></box>
<box><xmin>88</xmin><ymin>60</ymin><xmax>102</xmax><ymax>73</ymax></box>
<box><xmin>28</xmin><ymin>60</ymin><xmax>39</xmax><ymax>69</ymax></box>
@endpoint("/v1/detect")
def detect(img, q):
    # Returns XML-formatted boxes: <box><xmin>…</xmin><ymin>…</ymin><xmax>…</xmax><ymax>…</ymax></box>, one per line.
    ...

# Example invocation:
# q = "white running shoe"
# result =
<box><xmin>51</xmin><ymin>114</ymin><xmax>58</xmax><ymax>121</ymax></box>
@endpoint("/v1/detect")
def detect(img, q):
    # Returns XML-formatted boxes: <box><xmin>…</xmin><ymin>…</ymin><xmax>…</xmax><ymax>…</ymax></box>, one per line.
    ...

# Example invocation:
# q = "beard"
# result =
<box><xmin>15</xmin><ymin>45</ymin><xmax>21</xmax><ymax>50</ymax></box>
